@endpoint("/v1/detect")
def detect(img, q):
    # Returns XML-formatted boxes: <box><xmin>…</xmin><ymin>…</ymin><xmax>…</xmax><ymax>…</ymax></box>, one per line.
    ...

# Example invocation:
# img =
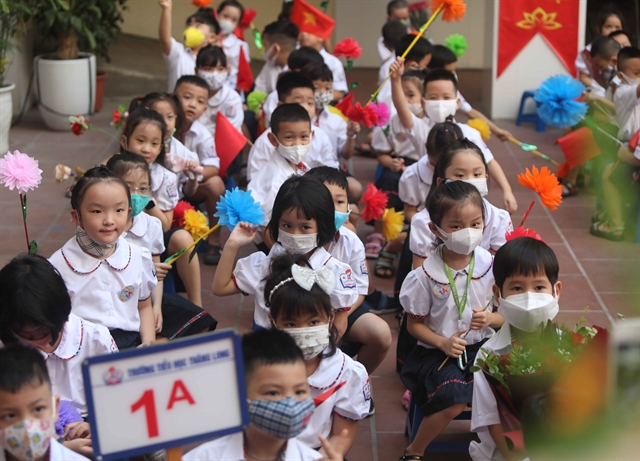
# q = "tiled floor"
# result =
<box><xmin>3</xmin><ymin>56</ymin><xmax>639</xmax><ymax>460</ymax></box>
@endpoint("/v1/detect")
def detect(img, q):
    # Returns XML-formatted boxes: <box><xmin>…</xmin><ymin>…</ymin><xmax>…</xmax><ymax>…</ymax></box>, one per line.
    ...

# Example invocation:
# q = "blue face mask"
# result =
<box><xmin>130</xmin><ymin>194</ymin><xmax>150</xmax><ymax>217</ymax></box>
<box><xmin>334</xmin><ymin>209</ymin><xmax>351</xmax><ymax>230</ymax></box>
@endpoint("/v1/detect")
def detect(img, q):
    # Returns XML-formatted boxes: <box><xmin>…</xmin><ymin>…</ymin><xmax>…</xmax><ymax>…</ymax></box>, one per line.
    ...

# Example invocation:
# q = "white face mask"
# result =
<box><xmin>263</xmin><ymin>43</ymin><xmax>279</xmax><ymax>65</ymax></box>
<box><xmin>407</xmin><ymin>102</ymin><xmax>423</xmax><ymax>116</ymax></box>
<box><xmin>0</xmin><ymin>416</ymin><xmax>56</xmax><ymax>461</ymax></box>
<box><xmin>278</xmin><ymin>230</ymin><xmax>318</xmax><ymax>254</ymax></box>
<box><xmin>277</xmin><ymin>142</ymin><xmax>311</xmax><ymax>165</ymax></box>
<box><xmin>315</xmin><ymin>91</ymin><xmax>333</xmax><ymax>110</ymax></box>
<box><xmin>436</xmin><ymin>225</ymin><xmax>483</xmax><ymax>255</ymax></box>
<box><xmin>425</xmin><ymin>99</ymin><xmax>458</xmax><ymax>123</ymax></box>
<box><xmin>463</xmin><ymin>178</ymin><xmax>488</xmax><ymax>197</ymax></box>
<box><xmin>621</xmin><ymin>72</ymin><xmax>640</xmax><ymax>87</ymax></box>
<box><xmin>499</xmin><ymin>291</ymin><xmax>559</xmax><ymax>332</ymax></box>
<box><xmin>282</xmin><ymin>324</ymin><xmax>330</xmax><ymax>360</ymax></box>
<box><xmin>197</xmin><ymin>70</ymin><xmax>227</xmax><ymax>90</ymax></box>
<box><xmin>218</xmin><ymin>19</ymin><xmax>236</xmax><ymax>35</ymax></box>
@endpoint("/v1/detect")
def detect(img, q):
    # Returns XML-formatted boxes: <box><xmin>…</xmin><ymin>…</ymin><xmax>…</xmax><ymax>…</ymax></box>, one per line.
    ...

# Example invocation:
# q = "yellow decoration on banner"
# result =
<box><xmin>516</xmin><ymin>7</ymin><xmax>562</xmax><ymax>31</ymax></box>
<box><xmin>303</xmin><ymin>12</ymin><xmax>317</xmax><ymax>25</ymax></box>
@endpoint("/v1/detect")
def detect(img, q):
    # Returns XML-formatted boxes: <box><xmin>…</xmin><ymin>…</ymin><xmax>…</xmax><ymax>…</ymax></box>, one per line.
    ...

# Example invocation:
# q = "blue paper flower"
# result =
<box><xmin>214</xmin><ymin>187</ymin><xmax>265</xmax><ymax>231</ymax></box>
<box><xmin>534</xmin><ymin>75</ymin><xmax>587</xmax><ymax>128</ymax></box>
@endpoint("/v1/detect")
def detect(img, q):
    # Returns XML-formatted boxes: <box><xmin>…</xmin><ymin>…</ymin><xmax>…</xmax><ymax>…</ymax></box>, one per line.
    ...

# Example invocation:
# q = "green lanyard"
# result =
<box><xmin>441</xmin><ymin>249</ymin><xmax>475</xmax><ymax>320</ymax></box>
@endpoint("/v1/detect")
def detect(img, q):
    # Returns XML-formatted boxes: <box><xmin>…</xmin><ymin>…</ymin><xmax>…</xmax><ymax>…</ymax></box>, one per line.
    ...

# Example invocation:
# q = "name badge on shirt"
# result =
<box><xmin>340</xmin><ymin>269</ymin><xmax>356</xmax><ymax>289</ymax></box>
<box><xmin>432</xmin><ymin>283</ymin><xmax>450</xmax><ymax>300</ymax></box>
<box><xmin>118</xmin><ymin>285</ymin><xmax>135</xmax><ymax>302</ymax></box>
<box><xmin>360</xmin><ymin>259</ymin><xmax>369</xmax><ymax>276</ymax></box>
<box><xmin>225</xmin><ymin>106</ymin><xmax>236</xmax><ymax>119</ymax></box>
<box><xmin>362</xmin><ymin>378</ymin><xmax>371</xmax><ymax>402</ymax></box>
<box><xmin>166</xmin><ymin>182</ymin><xmax>178</xmax><ymax>198</ymax></box>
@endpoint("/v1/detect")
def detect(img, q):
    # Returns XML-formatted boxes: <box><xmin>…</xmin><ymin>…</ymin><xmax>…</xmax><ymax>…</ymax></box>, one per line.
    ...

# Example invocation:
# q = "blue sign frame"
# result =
<box><xmin>82</xmin><ymin>329</ymin><xmax>248</xmax><ymax>461</ymax></box>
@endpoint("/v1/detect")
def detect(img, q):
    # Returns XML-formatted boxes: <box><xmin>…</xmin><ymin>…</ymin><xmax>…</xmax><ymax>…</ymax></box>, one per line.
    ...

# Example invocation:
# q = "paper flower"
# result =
<box><xmin>192</xmin><ymin>0</ymin><xmax>212</xmax><ymax>7</ymax></box>
<box><xmin>467</xmin><ymin>118</ymin><xmax>491</xmax><ymax>141</ymax></box>
<box><xmin>444</xmin><ymin>33</ymin><xmax>468</xmax><ymax>58</ymax></box>
<box><xmin>505</xmin><ymin>225</ymin><xmax>544</xmax><ymax>243</ymax></box>
<box><xmin>430</xmin><ymin>0</ymin><xmax>467</xmax><ymax>22</ymax></box>
<box><xmin>0</xmin><ymin>150</ymin><xmax>43</xmax><ymax>194</ymax></box>
<box><xmin>247</xmin><ymin>91</ymin><xmax>268</xmax><ymax>114</ymax></box>
<box><xmin>69</xmin><ymin>115</ymin><xmax>88</xmax><ymax>136</ymax></box>
<box><xmin>335</xmin><ymin>93</ymin><xmax>354</xmax><ymax>116</ymax></box>
<box><xmin>371</xmin><ymin>102</ymin><xmax>391</xmax><ymax>127</ymax></box>
<box><xmin>382</xmin><ymin>208</ymin><xmax>404</xmax><ymax>241</ymax></box>
<box><xmin>535</xmin><ymin>75</ymin><xmax>587</xmax><ymax>129</ymax></box>
<box><xmin>111</xmin><ymin>103</ymin><xmax>128</xmax><ymax>130</ymax></box>
<box><xmin>214</xmin><ymin>187</ymin><xmax>265</xmax><ymax>231</ymax></box>
<box><xmin>172</xmin><ymin>200</ymin><xmax>196</xmax><ymax>227</ymax></box>
<box><xmin>183</xmin><ymin>209</ymin><xmax>209</xmax><ymax>241</ymax></box>
<box><xmin>518</xmin><ymin>166</ymin><xmax>562</xmax><ymax>211</ymax></box>
<box><xmin>239</xmin><ymin>8</ymin><xmax>257</xmax><ymax>29</ymax></box>
<box><xmin>54</xmin><ymin>164</ymin><xmax>72</xmax><ymax>183</ymax></box>
<box><xmin>361</xmin><ymin>183</ymin><xmax>388</xmax><ymax>222</ymax></box>
<box><xmin>347</xmin><ymin>103</ymin><xmax>379</xmax><ymax>129</ymax></box>
<box><xmin>333</xmin><ymin>38</ymin><xmax>362</xmax><ymax>61</ymax></box>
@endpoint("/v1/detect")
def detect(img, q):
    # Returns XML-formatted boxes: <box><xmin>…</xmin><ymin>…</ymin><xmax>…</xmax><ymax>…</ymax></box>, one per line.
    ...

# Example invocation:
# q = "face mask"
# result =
<box><xmin>425</xmin><ymin>100</ymin><xmax>458</xmax><ymax>123</ymax></box>
<box><xmin>277</xmin><ymin>142</ymin><xmax>311</xmax><ymax>165</ymax></box>
<box><xmin>263</xmin><ymin>43</ymin><xmax>279</xmax><ymax>65</ymax></box>
<box><xmin>284</xmin><ymin>324</ymin><xmax>331</xmax><ymax>360</ymax></box>
<box><xmin>463</xmin><ymin>178</ymin><xmax>488</xmax><ymax>197</ymax></box>
<box><xmin>0</xmin><ymin>418</ymin><xmax>56</xmax><ymax>461</ymax></box>
<box><xmin>407</xmin><ymin>102</ymin><xmax>423</xmax><ymax>116</ymax></box>
<box><xmin>218</xmin><ymin>19</ymin><xmax>236</xmax><ymax>35</ymax></box>
<box><xmin>183</xmin><ymin>27</ymin><xmax>206</xmax><ymax>49</ymax></box>
<box><xmin>400</xmin><ymin>19</ymin><xmax>411</xmax><ymax>28</ymax></box>
<box><xmin>601</xmin><ymin>66</ymin><xmax>617</xmax><ymax>82</ymax></box>
<box><xmin>436</xmin><ymin>225</ymin><xmax>483</xmax><ymax>255</ymax></box>
<box><xmin>621</xmin><ymin>72</ymin><xmax>640</xmax><ymax>87</ymax></box>
<box><xmin>248</xmin><ymin>396</ymin><xmax>314</xmax><ymax>440</ymax></box>
<box><xmin>197</xmin><ymin>70</ymin><xmax>227</xmax><ymax>91</ymax></box>
<box><xmin>315</xmin><ymin>91</ymin><xmax>333</xmax><ymax>110</ymax></box>
<box><xmin>75</xmin><ymin>225</ymin><xmax>117</xmax><ymax>257</ymax></box>
<box><xmin>130</xmin><ymin>194</ymin><xmax>150</xmax><ymax>217</ymax></box>
<box><xmin>334</xmin><ymin>209</ymin><xmax>351</xmax><ymax>230</ymax></box>
<box><xmin>278</xmin><ymin>230</ymin><xmax>318</xmax><ymax>254</ymax></box>
<box><xmin>499</xmin><ymin>292</ymin><xmax>559</xmax><ymax>332</ymax></box>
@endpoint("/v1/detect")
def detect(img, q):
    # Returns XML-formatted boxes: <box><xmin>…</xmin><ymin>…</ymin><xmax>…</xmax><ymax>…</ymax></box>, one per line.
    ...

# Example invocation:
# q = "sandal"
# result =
<box><xmin>399</xmin><ymin>455</ymin><xmax>423</xmax><ymax>461</ymax></box>
<box><xmin>559</xmin><ymin>179</ymin><xmax>577</xmax><ymax>198</ymax></box>
<box><xmin>591</xmin><ymin>210</ymin><xmax>607</xmax><ymax>224</ymax></box>
<box><xmin>365</xmin><ymin>233</ymin><xmax>386</xmax><ymax>259</ymax></box>
<box><xmin>368</xmin><ymin>291</ymin><xmax>400</xmax><ymax>315</ymax></box>
<box><xmin>374</xmin><ymin>250</ymin><xmax>398</xmax><ymax>278</ymax></box>
<box><xmin>590</xmin><ymin>221</ymin><xmax>624</xmax><ymax>242</ymax></box>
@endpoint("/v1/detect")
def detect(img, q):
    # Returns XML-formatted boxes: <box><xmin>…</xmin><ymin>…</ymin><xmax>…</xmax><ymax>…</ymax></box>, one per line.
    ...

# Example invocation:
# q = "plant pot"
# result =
<box><xmin>0</xmin><ymin>82</ymin><xmax>16</xmax><ymax>154</ymax></box>
<box><xmin>95</xmin><ymin>71</ymin><xmax>107</xmax><ymax>112</ymax></box>
<box><xmin>35</xmin><ymin>52</ymin><xmax>96</xmax><ymax>131</ymax></box>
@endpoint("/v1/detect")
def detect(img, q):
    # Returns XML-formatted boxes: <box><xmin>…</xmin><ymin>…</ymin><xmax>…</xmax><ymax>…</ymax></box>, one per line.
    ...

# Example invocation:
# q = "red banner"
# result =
<box><xmin>498</xmin><ymin>0</ymin><xmax>579</xmax><ymax>77</ymax></box>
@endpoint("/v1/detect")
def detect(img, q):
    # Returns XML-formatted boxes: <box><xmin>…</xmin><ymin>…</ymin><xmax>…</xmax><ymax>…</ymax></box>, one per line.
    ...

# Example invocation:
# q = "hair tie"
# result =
<box><xmin>137</xmin><ymin>95</ymin><xmax>143</xmax><ymax>100</ymax></box>
<box><xmin>268</xmin><ymin>265</ymin><xmax>336</xmax><ymax>303</ymax></box>
<box><xmin>444</xmin><ymin>178</ymin><xmax>454</xmax><ymax>184</ymax></box>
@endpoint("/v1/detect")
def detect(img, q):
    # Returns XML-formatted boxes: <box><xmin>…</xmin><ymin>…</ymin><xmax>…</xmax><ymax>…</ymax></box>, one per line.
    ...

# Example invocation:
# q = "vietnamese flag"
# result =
<box><xmin>236</xmin><ymin>47</ymin><xmax>254</xmax><ymax>93</ymax></box>
<box><xmin>555</xmin><ymin>126</ymin><xmax>601</xmax><ymax>169</ymax></box>
<box><xmin>214</xmin><ymin>112</ymin><xmax>248</xmax><ymax>177</ymax></box>
<box><xmin>290</xmin><ymin>0</ymin><xmax>335</xmax><ymax>41</ymax></box>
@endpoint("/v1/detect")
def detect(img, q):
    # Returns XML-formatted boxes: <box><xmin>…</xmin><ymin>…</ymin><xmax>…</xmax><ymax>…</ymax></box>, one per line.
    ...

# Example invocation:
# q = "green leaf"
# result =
<box><xmin>164</xmin><ymin>247</ymin><xmax>188</xmax><ymax>264</ymax></box>
<box><xmin>346</xmin><ymin>59</ymin><xmax>353</xmax><ymax>72</ymax></box>
<box><xmin>83</xmin><ymin>26</ymin><xmax>96</xmax><ymax>50</ymax></box>
<box><xmin>469</xmin><ymin>365</ymin><xmax>480</xmax><ymax>373</ymax></box>
<box><xmin>29</xmin><ymin>240</ymin><xmax>38</xmax><ymax>255</ymax></box>
<box><xmin>70</xmin><ymin>15</ymin><xmax>82</xmax><ymax>34</ymax></box>
<box><xmin>188</xmin><ymin>240</ymin><xmax>202</xmax><ymax>263</ymax></box>
<box><xmin>44</xmin><ymin>9</ymin><xmax>56</xmax><ymax>29</ymax></box>
<box><xmin>349</xmin><ymin>82</ymin><xmax>360</xmax><ymax>89</ymax></box>
<box><xmin>56</xmin><ymin>0</ymin><xmax>69</xmax><ymax>10</ymax></box>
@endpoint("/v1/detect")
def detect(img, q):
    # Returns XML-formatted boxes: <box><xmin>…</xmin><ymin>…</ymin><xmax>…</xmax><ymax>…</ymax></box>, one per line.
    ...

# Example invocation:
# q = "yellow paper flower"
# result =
<box><xmin>183</xmin><ymin>209</ymin><xmax>209</xmax><ymax>241</ymax></box>
<box><xmin>467</xmin><ymin>118</ymin><xmax>491</xmax><ymax>142</ymax></box>
<box><xmin>382</xmin><ymin>208</ymin><xmax>404</xmax><ymax>242</ymax></box>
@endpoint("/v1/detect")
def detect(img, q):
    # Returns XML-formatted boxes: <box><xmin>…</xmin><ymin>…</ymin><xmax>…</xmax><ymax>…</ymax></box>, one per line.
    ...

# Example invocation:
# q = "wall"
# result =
<box><xmin>5</xmin><ymin>32</ymin><xmax>33</xmax><ymax>117</ymax></box>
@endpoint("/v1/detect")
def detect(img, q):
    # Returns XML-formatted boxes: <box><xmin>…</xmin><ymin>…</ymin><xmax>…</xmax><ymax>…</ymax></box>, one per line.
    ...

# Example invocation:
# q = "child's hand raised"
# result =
<box><xmin>227</xmin><ymin>222</ymin><xmax>259</xmax><ymax>248</ymax></box>
<box><xmin>389</xmin><ymin>57</ymin><xmax>405</xmax><ymax>81</ymax></box>
<box><xmin>347</xmin><ymin>121</ymin><xmax>360</xmax><ymax>138</ymax></box>
<box><xmin>442</xmin><ymin>330</ymin><xmax>467</xmax><ymax>358</ymax></box>
<box><xmin>470</xmin><ymin>307</ymin><xmax>490</xmax><ymax>330</ymax></box>
<box><xmin>158</xmin><ymin>0</ymin><xmax>171</xmax><ymax>9</ymax></box>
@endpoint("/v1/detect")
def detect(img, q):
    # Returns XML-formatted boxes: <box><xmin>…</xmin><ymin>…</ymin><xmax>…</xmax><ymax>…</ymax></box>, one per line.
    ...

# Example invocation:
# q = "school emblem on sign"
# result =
<box><xmin>103</xmin><ymin>366</ymin><xmax>124</xmax><ymax>386</ymax></box>
<box><xmin>118</xmin><ymin>285</ymin><xmax>135</xmax><ymax>302</ymax></box>
<box><xmin>432</xmin><ymin>283</ymin><xmax>450</xmax><ymax>300</ymax></box>
<box><xmin>340</xmin><ymin>269</ymin><xmax>356</xmax><ymax>289</ymax></box>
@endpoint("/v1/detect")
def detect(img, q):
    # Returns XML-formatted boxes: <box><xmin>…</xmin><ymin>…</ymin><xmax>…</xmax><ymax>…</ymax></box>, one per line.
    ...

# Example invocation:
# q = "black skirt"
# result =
<box><xmin>401</xmin><ymin>339</ymin><xmax>487</xmax><ymax>416</ymax></box>
<box><xmin>160</xmin><ymin>293</ymin><xmax>217</xmax><ymax>340</ymax></box>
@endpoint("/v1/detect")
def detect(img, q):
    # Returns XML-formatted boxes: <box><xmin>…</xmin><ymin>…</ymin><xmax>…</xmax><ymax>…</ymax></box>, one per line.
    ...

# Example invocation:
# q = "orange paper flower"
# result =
<box><xmin>361</xmin><ymin>184</ymin><xmax>388</xmax><ymax>222</ymax></box>
<box><xmin>346</xmin><ymin>103</ymin><xmax>378</xmax><ymax>129</ymax></box>
<box><xmin>517</xmin><ymin>166</ymin><xmax>562</xmax><ymax>210</ymax></box>
<box><xmin>430</xmin><ymin>0</ymin><xmax>466</xmax><ymax>22</ymax></box>
<box><xmin>192</xmin><ymin>0</ymin><xmax>212</xmax><ymax>7</ymax></box>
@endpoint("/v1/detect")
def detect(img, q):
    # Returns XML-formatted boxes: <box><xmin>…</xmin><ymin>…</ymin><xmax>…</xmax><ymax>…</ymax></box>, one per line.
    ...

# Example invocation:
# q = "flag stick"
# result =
<box><xmin>164</xmin><ymin>224</ymin><xmax>221</xmax><ymax>265</ymax></box>
<box><xmin>508</xmin><ymin>137</ymin><xmax>560</xmax><ymax>166</ymax></box>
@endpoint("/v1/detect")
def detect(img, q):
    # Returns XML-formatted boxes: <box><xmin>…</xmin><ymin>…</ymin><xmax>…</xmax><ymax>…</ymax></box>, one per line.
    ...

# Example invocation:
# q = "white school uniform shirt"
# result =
<box><xmin>199</xmin><ymin>84</ymin><xmax>244</xmax><ymax>134</ymax></box>
<box><xmin>38</xmin><ymin>313</ymin><xmax>118</xmax><ymax>418</ymax></box>
<box><xmin>254</xmin><ymin>61</ymin><xmax>286</xmax><ymax>94</ymax></box>
<box><xmin>319</xmin><ymin>48</ymin><xmax>348</xmax><ymax>93</ymax></box>
<box><xmin>314</xmin><ymin>108</ymin><xmax>348</xmax><ymax>155</ymax></box>
<box><xmin>168</xmin><ymin>137</ymin><xmax>202</xmax><ymax>196</ymax></box>
<box><xmin>298</xmin><ymin>349</ymin><xmax>370</xmax><ymax>448</ymax></box>
<box><xmin>233</xmin><ymin>245</ymin><xmax>359</xmax><ymax>328</ymax></box>
<box><xmin>378</xmin><ymin>36</ymin><xmax>393</xmax><ymax>63</ymax></box>
<box><xmin>575</xmin><ymin>45</ymin><xmax>607</xmax><ymax>97</ymax></box>
<box><xmin>247</xmin><ymin>127</ymin><xmax>338</xmax><ymax>181</ymax></box>
<box><xmin>376</xmin><ymin>58</ymin><xmax>395</xmax><ymax>117</ymax></box>
<box><xmin>0</xmin><ymin>439</ymin><xmax>88</xmax><ymax>461</ymax></box>
<box><xmin>399</xmin><ymin>245</ymin><xmax>495</xmax><ymax>349</ymax></box>
<box><xmin>326</xmin><ymin>227</ymin><xmax>369</xmax><ymax>296</ymax></box>
<box><xmin>222</xmin><ymin>33</ymin><xmax>250</xmax><ymax>90</ymax></box>
<box><xmin>263</xmin><ymin>90</ymin><xmax>279</xmax><ymax>128</ymax></box>
<box><xmin>49</xmin><ymin>236</ymin><xmax>157</xmax><ymax>333</ymax></box>
<box><xmin>122</xmin><ymin>212</ymin><xmax>165</xmax><ymax>256</ymax></box>
<box><xmin>614</xmin><ymin>82</ymin><xmax>640</xmax><ymax>141</ymax></box>
<box><xmin>149</xmin><ymin>162</ymin><xmax>179</xmax><ymax>212</ymax></box>
<box><xmin>164</xmin><ymin>38</ymin><xmax>196</xmax><ymax>92</ymax></box>
<box><xmin>410</xmin><ymin>198</ymin><xmax>512</xmax><ymax>258</ymax></box>
<box><xmin>398</xmin><ymin>156</ymin><xmax>434</xmax><ymax>210</ymax></box>
<box><xmin>371</xmin><ymin>114</ymin><xmax>421</xmax><ymax>159</ymax></box>
<box><xmin>183</xmin><ymin>431</ymin><xmax>323</xmax><ymax>461</ymax></box>
<box><xmin>458</xmin><ymin>91</ymin><xmax>473</xmax><ymax>114</ymax></box>
<box><xmin>183</xmin><ymin>119</ymin><xmax>219</xmax><ymax>169</ymax></box>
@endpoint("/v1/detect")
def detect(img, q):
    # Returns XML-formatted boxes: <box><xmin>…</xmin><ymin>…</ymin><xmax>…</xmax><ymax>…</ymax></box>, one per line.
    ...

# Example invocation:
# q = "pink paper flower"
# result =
<box><xmin>0</xmin><ymin>151</ymin><xmax>43</xmax><ymax>194</ymax></box>
<box><xmin>372</xmin><ymin>102</ymin><xmax>391</xmax><ymax>127</ymax></box>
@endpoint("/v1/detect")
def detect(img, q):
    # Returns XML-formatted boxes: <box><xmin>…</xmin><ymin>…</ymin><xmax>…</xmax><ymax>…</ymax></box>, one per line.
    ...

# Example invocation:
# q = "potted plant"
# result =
<box><xmin>0</xmin><ymin>0</ymin><xmax>33</xmax><ymax>152</ymax></box>
<box><xmin>31</xmin><ymin>0</ymin><xmax>127</xmax><ymax>130</ymax></box>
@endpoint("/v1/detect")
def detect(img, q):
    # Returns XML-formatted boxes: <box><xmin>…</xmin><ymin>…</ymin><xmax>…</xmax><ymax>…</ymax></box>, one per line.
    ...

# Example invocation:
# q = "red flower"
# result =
<box><xmin>172</xmin><ymin>200</ymin><xmax>196</xmax><ymax>227</ymax></box>
<box><xmin>361</xmin><ymin>184</ymin><xmax>388</xmax><ymax>222</ymax></box>
<box><xmin>71</xmin><ymin>122</ymin><xmax>85</xmax><ymax>136</ymax></box>
<box><xmin>333</xmin><ymin>38</ymin><xmax>362</xmax><ymax>60</ymax></box>
<box><xmin>346</xmin><ymin>103</ymin><xmax>378</xmax><ymax>129</ymax></box>
<box><xmin>505</xmin><ymin>225</ymin><xmax>544</xmax><ymax>243</ymax></box>
<box><xmin>192</xmin><ymin>0</ymin><xmax>212</xmax><ymax>7</ymax></box>
<box><xmin>335</xmin><ymin>93</ymin><xmax>354</xmax><ymax>116</ymax></box>
<box><xmin>409</xmin><ymin>1</ymin><xmax>428</xmax><ymax>12</ymax></box>
<box><xmin>112</xmin><ymin>110</ymin><xmax>121</xmax><ymax>124</ymax></box>
<box><xmin>69</xmin><ymin>115</ymin><xmax>88</xmax><ymax>136</ymax></box>
<box><xmin>239</xmin><ymin>8</ymin><xmax>257</xmax><ymax>29</ymax></box>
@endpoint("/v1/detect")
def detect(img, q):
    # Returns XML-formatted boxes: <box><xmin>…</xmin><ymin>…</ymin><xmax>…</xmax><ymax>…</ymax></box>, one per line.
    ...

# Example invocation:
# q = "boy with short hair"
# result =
<box><xmin>158</xmin><ymin>0</ymin><xmax>220</xmax><ymax>92</ymax></box>
<box><xmin>248</xmin><ymin>72</ymin><xmax>338</xmax><ymax>183</ymax></box>
<box><xmin>610</xmin><ymin>30</ymin><xmax>631</xmax><ymax>48</ymax></box>
<box><xmin>217</xmin><ymin>0</ymin><xmax>251</xmax><ymax>91</ymax></box>
<box><xmin>390</xmin><ymin>60</ymin><xmax>518</xmax><ymax>212</ymax></box>
<box><xmin>0</xmin><ymin>345</ymin><xmax>89</xmax><ymax>460</ymax></box>
<box><xmin>376</xmin><ymin>21</ymin><xmax>412</xmax><ymax>114</ymax></box>
<box><xmin>174</xmin><ymin>75</ymin><xmax>227</xmax><ymax>264</ymax></box>
<box><xmin>470</xmin><ymin>236</ymin><xmax>562</xmax><ymax>461</ymax></box>
<box><xmin>184</xmin><ymin>329</ymin><xmax>335</xmax><ymax>461</ymax></box>
<box><xmin>378</xmin><ymin>1</ymin><xmax>412</xmax><ymax>64</ymax></box>
<box><xmin>586</xmin><ymin>35</ymin><xmax>621</xmax><ymax>96</ymax></box>
<box><xmin>297</xmin><ymin>33</ymin><xmax>347</xmax><ymax>100</ymax></box>
<box><xmin>255</xmin><ymin>21</ymin><xmax>300</xmax><ymax>94</ymax></box>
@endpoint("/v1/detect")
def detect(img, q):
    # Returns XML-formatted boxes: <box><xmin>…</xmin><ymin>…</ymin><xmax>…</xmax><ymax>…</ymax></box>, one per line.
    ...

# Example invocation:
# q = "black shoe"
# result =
<box><xmin>367</xmin><ymin>398</ymin><xmax>375</xmax><ymax>417</ymax></box>
<box><xmin>203</xmin><ymin>243</ymin><xmax>222</xmax><ymax>265</ymax></box>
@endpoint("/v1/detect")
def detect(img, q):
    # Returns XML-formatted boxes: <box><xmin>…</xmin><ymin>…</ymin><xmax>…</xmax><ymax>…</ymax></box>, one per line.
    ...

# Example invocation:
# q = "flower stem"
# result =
<box><xmin>19</xmin><ymin>193</ymin><xmax>30</xmax><ymax>252</ymax></box>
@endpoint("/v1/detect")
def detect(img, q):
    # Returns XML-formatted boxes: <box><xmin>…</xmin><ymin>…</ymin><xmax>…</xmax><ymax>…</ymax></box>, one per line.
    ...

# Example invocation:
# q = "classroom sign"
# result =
<box><xmin>82</xmin><ymin>330</ymin><xmax>248</xmax><ymax>460</ymax></box>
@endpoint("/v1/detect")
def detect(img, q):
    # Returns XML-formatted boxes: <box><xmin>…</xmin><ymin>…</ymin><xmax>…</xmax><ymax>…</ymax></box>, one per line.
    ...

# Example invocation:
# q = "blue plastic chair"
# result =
<box><xmin>516</xmin><ymin>90</ymin><xmax>546</xmax><ymax>132</ymax></box>
<box><xmin>374</xmin><ymin>164</ymin><xmax>384</xmax><ymax>183</ymax></box>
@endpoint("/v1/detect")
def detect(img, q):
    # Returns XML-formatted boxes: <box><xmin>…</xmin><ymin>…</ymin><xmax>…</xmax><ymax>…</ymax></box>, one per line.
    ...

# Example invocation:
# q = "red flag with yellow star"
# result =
<box><xmin>290</xmin><ymin>0</ymin><xmax>335</xmax><ymax>41</ymax></box>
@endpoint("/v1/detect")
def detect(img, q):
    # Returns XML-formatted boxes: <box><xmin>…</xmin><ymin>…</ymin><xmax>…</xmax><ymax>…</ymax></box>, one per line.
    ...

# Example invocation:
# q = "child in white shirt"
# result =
<box><xmin>298</xmin><ymin>32</ymin><xmax>347</xmax><ymax>100</ymax></box>
<box><xmin>158</xmin><ymin>0</ymin><xmax>220</xmax><ymax>92</ymax></box>
<box><xmin>255</xmin><ymin>21</ymin><xmax>299</xmax><ymax>94</ymax></box>
<box><xmin>378</xmin><ymin>0</ymin><xmax>412</xmax><ymax>64</ymax></box>
<box><xmin>217</xmin><ymin>0</ymin><xmax>251</xmax><ymax>91</ymax></box>
<box><xmin>376</xmin><ymin>21</ymin><xmax>412</xmax><ymax>115</ymax></box>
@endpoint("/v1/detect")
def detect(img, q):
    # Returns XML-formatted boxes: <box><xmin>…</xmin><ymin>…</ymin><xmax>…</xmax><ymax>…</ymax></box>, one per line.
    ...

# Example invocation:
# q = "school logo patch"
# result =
<box><xmin>340</xmin><ymin>269</ymin><xmax>356</xmax><ymax>289</ymax></box>
<box><xmin>362</xmin><ymin>378</ymin><xmax>371</xmax><ymax>402</ymax></box>
<box><xmin>103</xmin><ymin>366</ymin><xmax>123</xmax><ymax>386</ymax></box>
<box><xmin>394</xmin><ymin>131</ymin><xmax>408</xmax><ymax>143</ymax></box>
<box><xmin>225</xmin><ymin>106</ymin><xmax>236</xmax><ymax>119</ymax></box>
<box><xmin>432</xmin><ymin>283</ymin><xmax>450</xmax><ymax>300</ymax></box>
<box><xmin>166</xmin><ymin>182</ymin><xmax>178</xmax><ymax>198</ymax></box>
<box><xmin>118</xmin><ymin>285</ymin><xmax>135</xmax><ymax>302</ymax></box>
<box><xmin>360</xmin><ymin>259</ymin><xmax>369</xmax><ymax>276</ymax></box>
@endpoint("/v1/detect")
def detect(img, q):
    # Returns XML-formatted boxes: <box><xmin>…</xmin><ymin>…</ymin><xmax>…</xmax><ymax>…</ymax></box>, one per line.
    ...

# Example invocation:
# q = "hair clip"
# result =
<box><xmin>268</xmin><ymin>265</ymin><xmax>336</xmax><ymax>303</ymax></box>
<box><xmin>443</xmin><ymin>178</ymin><xmax>454</xmax><ymax>184</ymax></box>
